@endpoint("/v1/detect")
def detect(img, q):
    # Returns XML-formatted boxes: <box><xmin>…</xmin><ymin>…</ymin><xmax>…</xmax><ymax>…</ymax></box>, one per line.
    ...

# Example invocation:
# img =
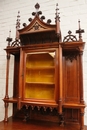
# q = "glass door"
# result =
<box><xmin>24</xmin><ymin>51</ymin><xmax>56</xmax><ymax>100</ymax></box>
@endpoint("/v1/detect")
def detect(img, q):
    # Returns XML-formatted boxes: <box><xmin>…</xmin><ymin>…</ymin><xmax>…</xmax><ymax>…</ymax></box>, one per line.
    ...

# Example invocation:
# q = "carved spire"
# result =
<box><xmin>76</xmin><ymin>20</ymin><xmax>84</xmax><ymax>41</ymax></box>
<box><xmin>10</xmin><ymin>11</ymin><xmax>21</xmax><ymax>47</ymax></box>
<box><xmin>55</xmin><ymin>3</ymin><xmax>60</xmax><ymax>37</ymax></box>
<box><xmin>35</xmin><ymin>3</ymin><xmax>40</xmax><ymax>14</ymax></box>
<box><xmin>16</xmin><ymin>11</ymin><xmax>20</xmax><ymax>40</ymax></box>
<box><xmin>32</xmin><ymin>3</ymin><xmax>42</xmax><ymax>16</ymax></box>
<box><xmin>27</xmin><ymin>3</ymin><xmax>46</xmax><ymax>23</ymax></box>
<box><xmin>6</xmin><ymin>30</ymin><xmax>12</xmax><ymax>47</ymax></box>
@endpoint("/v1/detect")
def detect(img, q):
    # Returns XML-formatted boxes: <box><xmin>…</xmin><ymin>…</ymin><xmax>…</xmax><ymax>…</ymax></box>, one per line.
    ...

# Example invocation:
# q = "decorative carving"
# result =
<box><xmin>41</xmin><ymin>16</ymin><xmax>45</xmax><ymax>21</ymax></box>
<box><xmin>55</xmin><ymin>3</ymin><xmax>61</xmax><ymax>38</ymax></box>
<box><xmin>47</xmin><ymin>19</ymin><xmax>51</xmax><ymax>24</ymax></box>
<box><xmin>28</xmin><ymin>22</ymin><xmax>46</xmax><ymax>32</ymax></box>
<box><xmin>63</xmin><ymin>30</ymin><xmax>77</xmax><ymax>42</ymax></box>
<box><xmin>64</xmin><ymin>51</ymin><xmax>79</xmax><ymax>62</ymax></box>
<box><xmin>55</xmin><ymin>3</ymin><xmax>60</xmax><ymax>22</ymax></box>
<box><xmin>31</xmin><ymin>105</ymin><xmax>34</xmax><ymax>110</ymax></box>
<box><xmin>28</xmin><ymin>18</ymin><xmax>32</xmax><ymax>22</ymax></box>
<box><xmin>76</xmin><ymin>20</ymin><xmax>84</xmax><ymax>41</ymax></box>
<box><xmin>43</xmin><ymin>106</ymin><xmax>46</xmax><ymax>111</ymax></box>
<box><xmin>37</xmin><ymin>106</ymin><xmax>40</xmax><ymax>111</ymax></box>
<box><xmin>21</xmin><ymin>105</ymin><xmax>61</xmax><ymax>122</ymax></box>
<box><xmin>23</xmin><ymin>23</ymin><xmax>27</xmax><ymax>27</ymax></box>
<box><xmin>20</xmin><ymin>31</ymin><xmax>58</xmax><ymax>45</ymax></box>
<box><xmin>16</xmin><ymin>11</ymin><xmax>20</xmax><ymax>29</ymax></box>
<box><xmin>59</xmin><ymin>114</ymin><xmax>65</xmax><ymax>126</ymax></box>
<box><xmin>16</xmin><ymin>11</ymin><xmax>20</xmax><ymax>40</ymax></box>
<box><xmin>33</xmin><ymin>22</ymin><xmax>40</xmax><ymax>30</ymax></box>
<box><xmin>6</xmin><ymin>30</ymin><xmax>12</xmax><ymax>46</ymax></box>
<box><xmin>11</xmin><ymin>39</ymin><xmax>21</xmax><ymax>47</ymax></box>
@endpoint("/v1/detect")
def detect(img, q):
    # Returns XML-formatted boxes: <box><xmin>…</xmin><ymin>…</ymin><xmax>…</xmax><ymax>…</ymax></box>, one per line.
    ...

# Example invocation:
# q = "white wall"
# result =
<box><xmin>0</xmin><ymin>0</ymin><xmax>87</xmax><ymax>125</ymax></box>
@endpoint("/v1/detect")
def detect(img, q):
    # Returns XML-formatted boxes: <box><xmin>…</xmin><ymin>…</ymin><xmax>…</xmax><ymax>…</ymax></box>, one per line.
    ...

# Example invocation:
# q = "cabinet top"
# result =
<box><xmin>6</xmin><ymin>3</ymin><xmax>85</xmax><ymax>49</ymax></box>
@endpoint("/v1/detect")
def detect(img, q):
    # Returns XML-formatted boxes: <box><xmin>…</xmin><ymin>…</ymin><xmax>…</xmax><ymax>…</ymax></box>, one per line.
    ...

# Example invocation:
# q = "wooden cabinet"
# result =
<box><xmin>3</xmin><ymin>3</ymin><xmax>86</xmax><ymax>130</ymax></box>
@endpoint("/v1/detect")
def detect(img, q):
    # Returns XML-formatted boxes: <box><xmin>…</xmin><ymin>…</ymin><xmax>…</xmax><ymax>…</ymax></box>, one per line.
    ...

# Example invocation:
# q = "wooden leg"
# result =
<box><xmin>80</xmin><ymin>108</ymin><xmax>84</xmax><ymax>130</ymax></box>
<box><xmin>4</xmin><ymin>102</ymin><xmax>9</xmax><ymax>122</ymax></box>
<box><xmin>59</xmin><ymin>113</ymin><xmax>65</xmax><ymax>126</ymax></box>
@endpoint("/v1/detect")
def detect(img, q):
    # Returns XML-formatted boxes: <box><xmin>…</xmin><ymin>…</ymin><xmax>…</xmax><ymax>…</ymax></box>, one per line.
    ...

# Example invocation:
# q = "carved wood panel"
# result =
<box><xmin>64</xmin><ymin>108</ymin><xmax>80</xmax><ymax>123</ymax></box>
<box><xmin>13</xmin><ymin>54</ymin><xmax>20</xmax><ymax>98</ymax></box>
<box><xmin>63</xmin><ymin>55</ymin><xmax>80</xmax><ymax>103</ymax></box>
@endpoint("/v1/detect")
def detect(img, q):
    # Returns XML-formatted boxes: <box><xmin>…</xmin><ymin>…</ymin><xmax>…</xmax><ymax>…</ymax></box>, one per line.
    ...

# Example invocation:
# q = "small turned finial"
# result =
<box><xmin>28</xmin><ymin>18</ymin><xmax>32</xmax><ymax>22</ymax></box>
<box><xmin>16</xmin><ymin>11</ymin><xmax>20</xmax><ymax>40</ymax></box>
<box><xmin>32</xmin><ymin>3</ymin><xmax>42</xmax><ymax>17</ymax></box>
<box><xmin>47</xmin><ymin>19</ymin><xmax>51</xmax><ymax>24</ymax></box>
<box><xmin>55</xmin><ymin>3</ymin><xmax>61</xmax><ymax>38</ymax></box>
<box><xmin>35</xmin><ymin>3</ymin><xmax>40</xmax><ymax>12</ymax></box>
<box><xmin>56</xmin><ymin>3</ymin><xmax>60</xmax><ymax>22</ymax></box>
<box><xmin>6</xmin><ymin>30</ymin><xmax>12</xmax><ymax>47</ymax></box>
<box><xmin>23</xmin><ymin>23</ymin><xmax>27</xmax><ymax>27</ymax></box>
<box><xmin>16</xmin><ymin>11</ymin><xmax>20</xmax><ymax>29</ymax></box>
<box><xmin>76</xmin><ymin>20</ymin><xmax>84</xmax><ymax>41</ymax></box>
<box><xmin>41</xmin><ymin>16</ymin><xmax>45</xmax><ymax>21</ymax></box>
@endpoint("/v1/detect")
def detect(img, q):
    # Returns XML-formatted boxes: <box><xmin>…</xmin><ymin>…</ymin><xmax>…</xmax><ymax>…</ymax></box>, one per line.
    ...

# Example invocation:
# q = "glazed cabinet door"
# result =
<box><xmin>22</xmin><ymin>49</ymin><xmax>59</xmax><ymax>105</ymax></box>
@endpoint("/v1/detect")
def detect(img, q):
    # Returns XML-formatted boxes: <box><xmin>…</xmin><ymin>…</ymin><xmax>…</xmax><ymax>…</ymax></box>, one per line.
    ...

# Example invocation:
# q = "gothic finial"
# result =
<box><xmin>35</xmin><ymin>3</ymin><xmax>40</xmax><ymax>10</ymax></box>
<box><xmin>32</xmin><ymin>3</ymin><xmax>42</xmax><ymax>16</ymax></box>
<box><xmin>47</xmin><ymin>19</ymin><xmax>51</xmax><ymax>24</ymax></box>
<box><xmin>55</xmin><ymin>3</ymin><xmax>61</xmax><ymax>38</ymax></box>
<box><xmin>56</xmin><ymin>3</ymin><xmax>60</xmax><ymax>22</ymax></box>
<box><xmin>76</xmin><ymin>20</ymin><xmax>84</xmax><ymax>41</ymax></box>
<box><xmin>28</xmin><ymin>18</ymin><xmax>32</xmax><ymax>22</ymax></box>
<box><xmin>35</xmin><ymin>3</ymin><xmax>40</xmax><ymax>15</ymax></box>
<box><xmin>23</xmin><ymin>23</ymin><xmax>27</xmax><ymax>27</ymax></box>
<box><xmin>41</xmin><ymin>16</ymin><xmax>45</xmax><ymax>21</ymax></box>
<box><xmin>16</xmin><ymin>11</ymin><xmax>20</xmax><ymax>29</ymax></box>
<box><xmin>6</xmin><ymin>30</ymin><xmax>12</xmax><ymax>47</ymax></box>
<box><xmin>16</xmin><ymin>11</ymin><xmax>20</xmax><ymax>40</ymax></box>
<box><xmin>63</xmin><ymin>30</ymin><xmax>77</xmax><ymax>42</ymax></box>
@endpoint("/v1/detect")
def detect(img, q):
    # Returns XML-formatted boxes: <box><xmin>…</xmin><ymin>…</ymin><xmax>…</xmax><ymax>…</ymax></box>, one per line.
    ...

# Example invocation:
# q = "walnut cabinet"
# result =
<box><xmin>3</xmin><ymin>3</ymin><xmax>86</xmax><ymax>130</ymax></box>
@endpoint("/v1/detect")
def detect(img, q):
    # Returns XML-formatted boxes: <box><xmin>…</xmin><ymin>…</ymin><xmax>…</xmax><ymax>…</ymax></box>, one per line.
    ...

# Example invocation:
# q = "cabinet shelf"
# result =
<box><xmin>26</xmin><ymin>82</ymin><xmax>55</xmax><ymax>85</ymax></box>
<box><xmin>26</xmin><ymin>66</ymin><xmax>55</xmax><ymax>70</ymax></box>
<box><xmin>26</xmin><ymin>82</ymin><xmax>54</xmax><ymax>85</ymax></box>
<box><xmin>25</xmin><ymin>83</ymin><xmax>55</xmax><ymax>99</ymax></box>
<box><xmin>21</xmin><ymin>100</ymin><xmax>58</xmax><ymax>108</ymax></box>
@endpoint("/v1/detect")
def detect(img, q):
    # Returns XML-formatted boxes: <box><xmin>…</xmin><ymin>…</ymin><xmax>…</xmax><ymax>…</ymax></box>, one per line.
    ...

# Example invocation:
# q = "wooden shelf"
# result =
<box><xmin>26</xmin><ymin>66</ymin><xmax>55</xmax><ymax>70</ymax></box>
<box><xmin>21</xmin><ymin>100</ymin><xmax>58</xmax><ymax>107</ymax></box>
<box><xmin>3</xmin><ymin>98</ymin><xmax>17</xmax><ymax>103</ymax></box>
<box><xmin>25</xmin><ymin>82</ymin><xmax>55</xmax><ymax>85</ymax></box>
<box><xmin>63</xmin><ymin>103</ymin><xmax>86</xmax><ymax>108</ymax></box>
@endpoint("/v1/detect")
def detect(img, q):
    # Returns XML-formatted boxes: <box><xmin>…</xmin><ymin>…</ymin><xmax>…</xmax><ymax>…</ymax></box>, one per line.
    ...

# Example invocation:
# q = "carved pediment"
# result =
<box><xmin>27</xmin><ymin>21</ymin><xmax>49</xmax><ymax>32</ymax></box>
<box><xmin>19</xmin><ymin>16</ymin><xmax>56</xmax><ymax>35</ymax></box>
<box><xmin>11</xmin><ymin>3</ymin><xmax>61</xmax><ymax>46</ymax></box>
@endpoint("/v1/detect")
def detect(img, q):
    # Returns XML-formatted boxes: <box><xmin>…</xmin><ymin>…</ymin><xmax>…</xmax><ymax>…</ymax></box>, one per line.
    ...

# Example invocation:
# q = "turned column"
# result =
<box><xmin>79</xmin><ymin>51</ymin><xmax>84</xmax><ymax>104</ymax></box>
<box><xmin>17</xmin><ymin>48</ymin><xmax>23</xmax><ymax>110</ymax></box>
<box><xmin>4</xmin><ymin>52</ymin><xmax>10</xmax><ymax>122</ymax></box>
<box><xmin>58</xmin><ymin>44</ymin><xmax>63</xmax><ymax>114</ymax></box>
<box><xmin>4</xmin><ymin>102</ymin><xmax>9</xmax><ymax>122</ymax></box>
<box><xmin>80</xmin><ymin>108</ymin><xmax>85</xmax><ymax>130</ymax></box>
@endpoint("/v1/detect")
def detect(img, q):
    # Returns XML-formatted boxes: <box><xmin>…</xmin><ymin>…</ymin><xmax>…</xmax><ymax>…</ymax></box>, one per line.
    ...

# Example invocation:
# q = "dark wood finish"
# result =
<box><xmin>0</xmin><ymin>117</ymin><xmax>87</xmax><ymax>130</ymax></box>
<box><xmin>3</xmin><ymin>3</ymin><xmax>86</xmax><ymax>130</ymax></box>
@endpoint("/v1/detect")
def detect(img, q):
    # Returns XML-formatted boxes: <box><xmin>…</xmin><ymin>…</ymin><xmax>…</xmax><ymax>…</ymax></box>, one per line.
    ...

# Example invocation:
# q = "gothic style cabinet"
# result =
<box><xmin>3</xmin><ymin>3</ymin><xmax>86</xmax><ymax>130</ymax></box>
